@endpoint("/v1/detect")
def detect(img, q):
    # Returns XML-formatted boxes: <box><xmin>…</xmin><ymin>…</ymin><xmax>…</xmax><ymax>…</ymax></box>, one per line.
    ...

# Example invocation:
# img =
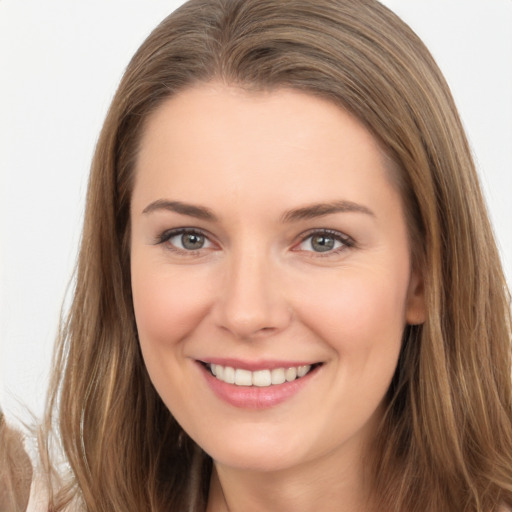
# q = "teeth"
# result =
<box><xmin>207</xmin><ymin>363</ymin><xmax>313</xmax><ymax>387</ymax></box>
<box><xmin>253</xmin><ymin>370</ymin><xmax>272</xmax><ymax>387</ymax></box>
<box><xmin>297</xmin><ymin>365</ymin><xmax>309</xmax><ymax>377</ymax></box>
<box><xmin>271</xmin><ymin>368</ymin><xmax>286</xmax><ymax>385</ymax></box>
<box><xmin>285</xmin><ymin>367</ymin><xmax>297</xmax><ymax>382</ymax></box>
<box><xmin>235</xmin><ymin>368</ymin><xmax>252</xmax><ymax>386</ymax></box>
<box><xmin>224</xmin><ymin>366</ymin><xmax>235</xmax><ymax>384</ymax></box>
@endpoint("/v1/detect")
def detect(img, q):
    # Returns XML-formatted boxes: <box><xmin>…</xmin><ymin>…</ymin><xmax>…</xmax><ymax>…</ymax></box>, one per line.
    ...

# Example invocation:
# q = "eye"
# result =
<box><xmin>295</xmin><ymin>230</ymin><xmax>353</xmax><ymax>254</ymax></box>
<box><xmin>156</xmin><ymin>228</ymin><xmax>213</xmax><ymax>253</ymax></box>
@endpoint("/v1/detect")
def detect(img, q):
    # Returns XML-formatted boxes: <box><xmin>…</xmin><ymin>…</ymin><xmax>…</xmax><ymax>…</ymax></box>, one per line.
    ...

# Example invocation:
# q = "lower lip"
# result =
<box><xmin>199</xmin><ymin>363</ymin><xmax>319</xmax><ymax>409</ymax></box>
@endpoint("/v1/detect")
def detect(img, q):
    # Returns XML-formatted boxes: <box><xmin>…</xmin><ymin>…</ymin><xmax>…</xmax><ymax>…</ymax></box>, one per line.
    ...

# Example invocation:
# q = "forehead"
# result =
<box><xmin>132</xmin><ymin>83</ymin><xmax>399</xmax><ymax>214</ymax></box>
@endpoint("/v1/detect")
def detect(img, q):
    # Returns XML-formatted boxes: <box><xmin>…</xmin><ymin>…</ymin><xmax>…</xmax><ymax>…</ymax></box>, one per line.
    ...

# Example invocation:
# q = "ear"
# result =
<box><xmin>405</xmin><ymin>268</ymin><xmax>426</xmax><ymax>325</ymax></box>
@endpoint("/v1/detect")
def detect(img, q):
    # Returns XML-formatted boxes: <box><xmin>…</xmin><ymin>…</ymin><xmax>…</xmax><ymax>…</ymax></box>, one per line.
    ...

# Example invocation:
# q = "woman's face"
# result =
<box><xmin>130</xmin><ymin>84</ymin><xmax>425</xmax><ymax>474</ymax></box>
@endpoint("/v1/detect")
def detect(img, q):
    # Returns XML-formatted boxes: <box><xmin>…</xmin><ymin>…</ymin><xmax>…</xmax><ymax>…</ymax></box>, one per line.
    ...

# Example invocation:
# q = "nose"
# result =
<box><xmin>213</xmin><ymin>248</ymin><xmax>292</xmax><ymax>340</ymax></box>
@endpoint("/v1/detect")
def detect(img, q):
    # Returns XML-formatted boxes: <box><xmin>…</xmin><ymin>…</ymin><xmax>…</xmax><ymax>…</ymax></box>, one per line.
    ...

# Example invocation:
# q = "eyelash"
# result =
<box><xmin>154</xmin><ymin>228</ymin><xmax>355</xmax><ymax>256</ymax></box>
<box><xmin>155</xmin><ymin>228</ymin><xmax>215</xmax><ymax>255</ymax></box>
<box><xmin>294</xmin><ymin>229</ymin><xmax>355</xmax><ymax>257</ymax></box>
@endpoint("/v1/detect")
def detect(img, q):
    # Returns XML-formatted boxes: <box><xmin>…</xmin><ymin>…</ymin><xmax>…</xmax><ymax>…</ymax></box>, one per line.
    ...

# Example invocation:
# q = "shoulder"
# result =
<box><xmin>26</xmin><ymin>474</ymin><xmax>49</xmax><ymax>512</ymax></box>
<box><xmin>27</xmin><ymin>472</ymin><xmax>84</xmax><ymax>512</ymax></box>
<box><xmin>0</xmin><ymin>413</ymin><xmax>33</xmax><ymax>511</ymax></box>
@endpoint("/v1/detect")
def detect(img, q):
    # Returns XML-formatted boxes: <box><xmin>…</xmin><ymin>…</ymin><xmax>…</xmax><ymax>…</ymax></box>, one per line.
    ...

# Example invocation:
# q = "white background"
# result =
<box><xmin>1</xmin><ymin>0</ymin><xmax>511</xmax><ymax>428</ymax></box>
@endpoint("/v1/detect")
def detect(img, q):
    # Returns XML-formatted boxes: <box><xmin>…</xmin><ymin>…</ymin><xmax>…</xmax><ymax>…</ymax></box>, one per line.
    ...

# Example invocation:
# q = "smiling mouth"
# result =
<box><xmin>202</xmin><ymin>362</ymin><xmax>321</xmax><ymax>387</ymax></box>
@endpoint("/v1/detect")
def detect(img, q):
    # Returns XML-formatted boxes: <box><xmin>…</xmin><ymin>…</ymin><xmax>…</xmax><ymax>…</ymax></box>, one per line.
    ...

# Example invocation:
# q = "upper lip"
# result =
<box><xmin>197</xmin><ymin>358</ymin><xmax>320</xmax><ymax>371</ymax></box>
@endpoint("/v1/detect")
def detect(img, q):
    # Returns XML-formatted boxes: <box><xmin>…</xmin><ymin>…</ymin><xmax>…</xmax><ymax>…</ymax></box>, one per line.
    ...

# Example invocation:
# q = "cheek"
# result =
<box><xmin>131</xmin><ymin>261</ymin><xmax>213</xmax><ymax>356</ymax></box>
<box><xmin>130</xmin><ymin>261</ymin><xmax>217</xmax><ymax>421</ymax></box>
<box><xmin>295</xmin><ymin>267</ymin><xmax>409</xmax><ymax>357</ymax></box>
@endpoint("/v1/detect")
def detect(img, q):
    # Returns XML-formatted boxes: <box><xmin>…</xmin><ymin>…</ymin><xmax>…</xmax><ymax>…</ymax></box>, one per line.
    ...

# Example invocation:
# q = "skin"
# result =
<box><xmin>130</xmin><ymin>83</ymin><xmax>425</xmax><ymax>512</ymax></box>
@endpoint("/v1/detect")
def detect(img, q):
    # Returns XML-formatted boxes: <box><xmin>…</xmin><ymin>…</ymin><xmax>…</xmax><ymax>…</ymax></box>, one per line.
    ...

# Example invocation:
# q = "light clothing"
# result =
<box><xmin>26</xmin><ymin>473</ymin><xmax>49</xmax><ymax>512</ymax></box>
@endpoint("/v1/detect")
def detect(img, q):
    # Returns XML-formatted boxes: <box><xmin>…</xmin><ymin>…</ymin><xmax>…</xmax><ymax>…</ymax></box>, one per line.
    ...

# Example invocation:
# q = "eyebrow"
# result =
<box><xmin>281</xmin><ymin>200</ymin><xmax>375</xmax><ymax>223</ymax></box>
<box><xmin>142</xmin><ymin>199</ymin><xmax>217</xmax><ymax>221</ymax></box>
<box><xmin>141</xmin><ymin>198</ymin><xmax>374</xmax><ymax>223</ymax></box>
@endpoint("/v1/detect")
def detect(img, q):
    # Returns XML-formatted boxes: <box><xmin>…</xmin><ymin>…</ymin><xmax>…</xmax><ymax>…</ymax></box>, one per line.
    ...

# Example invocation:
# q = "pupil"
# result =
<box><xmin>182</xmin><ymin>233</ymin><xmax>204</xmax><ymax>250</ymax></box>
<box><xmin>312</xmin><ymin>235</ymin><xmax>334</xmax><ymax>252</ymax></box>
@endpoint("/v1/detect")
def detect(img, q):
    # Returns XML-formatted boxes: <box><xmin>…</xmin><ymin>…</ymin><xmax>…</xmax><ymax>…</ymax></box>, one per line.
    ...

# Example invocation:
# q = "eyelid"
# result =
<box><xmin>154</xmin><ymin>227</ymin><xmax>217</xmax><ymax>254</ymax></box>
<box><xmin>153</xmin><ymin>227</ymin><xmax>354</xmax><ymax>256</ymax></box>
<box><xmin>293</xmin><ymin>228</ymin><xmax>355</xmax><ymax>254</ymax></box>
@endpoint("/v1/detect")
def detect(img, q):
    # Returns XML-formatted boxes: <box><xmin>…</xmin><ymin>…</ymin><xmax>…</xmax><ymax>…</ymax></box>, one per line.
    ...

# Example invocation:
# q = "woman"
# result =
<box><xmin>30</xmin><ymin>0</ymin><xmax>512</xmax><ymax>510</ymax></box>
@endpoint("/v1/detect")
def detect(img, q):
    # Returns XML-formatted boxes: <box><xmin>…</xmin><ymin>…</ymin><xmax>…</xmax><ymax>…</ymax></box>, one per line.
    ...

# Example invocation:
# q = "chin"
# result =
<box><xmin>210</xmin><ymin>446</ymin><xmax>304</xmax><ymax>473</ymax></box>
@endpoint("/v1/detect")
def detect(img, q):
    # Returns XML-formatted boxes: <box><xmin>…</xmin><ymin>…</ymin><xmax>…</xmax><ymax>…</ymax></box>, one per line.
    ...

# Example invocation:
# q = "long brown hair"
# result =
<box><xmin>41</xmin><ymin>1</ymin><xmax>512</xmax><ymax>510</ymax></box>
